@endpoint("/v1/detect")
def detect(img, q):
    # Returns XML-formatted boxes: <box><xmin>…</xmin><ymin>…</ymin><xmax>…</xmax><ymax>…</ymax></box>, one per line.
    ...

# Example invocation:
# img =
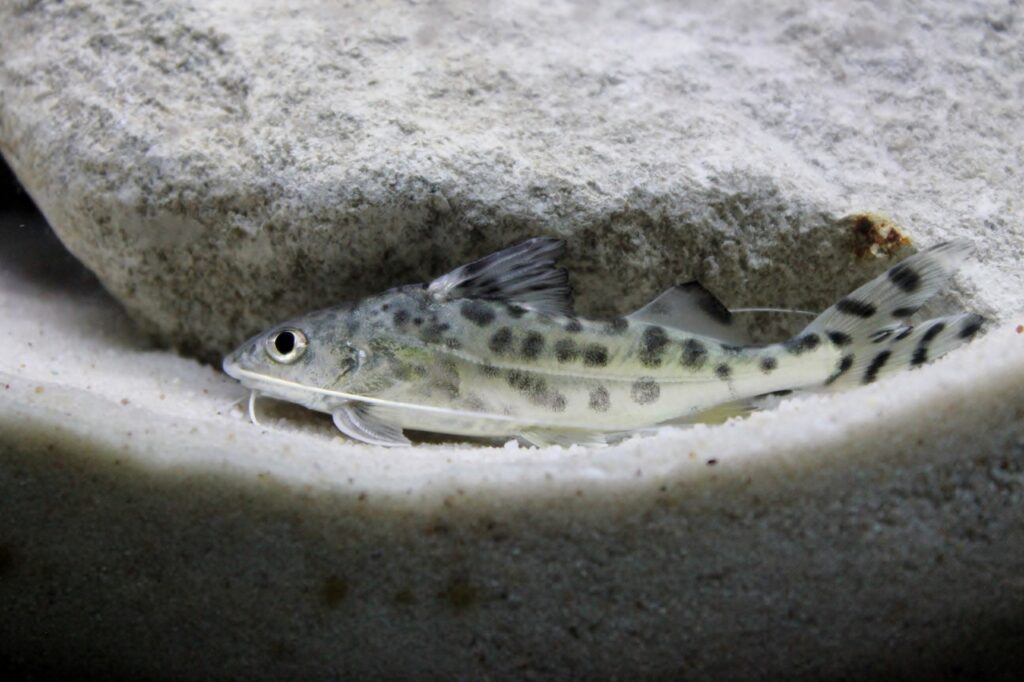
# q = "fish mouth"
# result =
<box><xmin>222</xmin><ymin>355</ymin><xmax>243</xmax><ymax>381</ymax></box>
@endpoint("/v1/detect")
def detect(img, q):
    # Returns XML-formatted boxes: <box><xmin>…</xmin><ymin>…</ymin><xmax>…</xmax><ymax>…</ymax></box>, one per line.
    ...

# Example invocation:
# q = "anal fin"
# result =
<box><xmin>692</xmin><ymin>399</ymin><xmax>758</xmax><ymax>424</ymax></box>
<box><xmin>332</xmin><ymin>403</ymin><xmax>411</xmax><ymax>447</ymax></box>
<box><xmin>519</xmin><ymin>429</ymin><xmax>611</xmax><ymax>448</ymax></box>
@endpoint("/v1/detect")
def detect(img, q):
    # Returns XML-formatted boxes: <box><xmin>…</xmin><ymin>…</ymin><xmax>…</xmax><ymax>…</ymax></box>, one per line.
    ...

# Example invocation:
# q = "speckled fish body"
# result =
<box><xmin>223</xmin><ymin>238</ymin><xmax>984</xmax><ymax>447</ymax></box>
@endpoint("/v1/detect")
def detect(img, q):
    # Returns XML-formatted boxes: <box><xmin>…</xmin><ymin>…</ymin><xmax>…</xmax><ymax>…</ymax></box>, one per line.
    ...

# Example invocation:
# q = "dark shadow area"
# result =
<box><xmin>2</xmin><ymin>408</ymin><xmax>1023</xmax><ymax>682</ymax></box>
<box><xmin>0</xmin><ymin>155</ymin><xmax>106</xmax><ymax>296</ymax></box>
<box><xmin>0</xmin><ymin>154</ymin><xmax>36</xmax><ymax>212</ymax></box>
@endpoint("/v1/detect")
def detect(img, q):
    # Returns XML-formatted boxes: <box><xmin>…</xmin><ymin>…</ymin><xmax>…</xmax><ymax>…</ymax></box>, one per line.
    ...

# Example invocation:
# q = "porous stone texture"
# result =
<box><xmin>1</xmin><ymin>0</ymin><xmax>1021</xmax><ymax>358</ymax></box>
<box><xmin>2</xmin><ymin>0</ymin><xmax>1024</xmax><ymax>679</ymax></box>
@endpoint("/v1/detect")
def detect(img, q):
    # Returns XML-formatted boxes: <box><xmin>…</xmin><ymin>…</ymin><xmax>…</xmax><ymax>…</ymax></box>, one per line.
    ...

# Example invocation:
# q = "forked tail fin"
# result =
<box><xmin>799</xmin><ymin>240</ymin><xmax>985</xmax><ymax>389</ymax></box>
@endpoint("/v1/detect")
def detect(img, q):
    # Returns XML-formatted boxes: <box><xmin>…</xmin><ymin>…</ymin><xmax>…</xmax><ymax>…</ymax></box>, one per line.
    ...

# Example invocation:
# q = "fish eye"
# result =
<box><xmin>265</xmin><ymin>328</ymin><xmax>308</xmax><ymax>364</ymax></box>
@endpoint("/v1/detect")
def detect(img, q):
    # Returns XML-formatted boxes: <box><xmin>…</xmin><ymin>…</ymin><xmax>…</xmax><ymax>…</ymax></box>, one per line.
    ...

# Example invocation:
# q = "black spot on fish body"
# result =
<box><xmin>521</xmin><ymin>332</ymin><xmax>545</xmax><ymax>360</ymax></box>
<box><xmin>959</xmin><ymin>317</ymin><xmax>983</xmax><ymax>339</ymax></box>
<box><xmin>863</xmin><ymin>350</ymin><xmax>891</xmax><ymax>384</ymax></box>
<box><xmin>891</xmin><ymin>306</ymin><xmax>919</xmax><ymax>318</ymax></box>
<box><xmin>583</xmin><ymin>344</ymin><xmax>609</xmax><ymax>367</ymax></box>
<box><xmin>588</xmin><ymin>386</ymin><xmax>610</xmax><ymax>412</ymax></box>
<box><xmin>506</xmin><ymin>369</ymin><xmax>532</xmax><ymax>393</ymax></box>
<box><xmin>444</xmin><ymin>338</ymin><xmax>463</xmax><ymax>350</ymax></box>
<box><xmin>464</xmin><ymin>394</ymin><xmax>487</xmax><ymax>412</ymax></box>
<box><xmin>640</xmin><ymin>326</ymin><xmax>670</xmax><ymax>368</ymax></box>
<box><xmin>759</xmin><ymin>356</ymin><xmax>778</xmax><ymax>373</ymax></box>
<box><xmin>489</xmin><ymin>327</ymin><xmax>514</xmax><ymax>355</ymax></box>
<box><xmin>433</xmin><ymin>378</ymin><xmax>461</xmax><ymax>399</ymax></box>
<box><xmin>825</xmin><ymin>354</ymin><xmax>854</xmax><ymax>385</ymax></box>
<box><xmin>461</xmin><ymin>300</ymin><xmax>496</xmax><ymax>327</ymax></box>
<box><xmin>480</xmin><ymin>363</ymin><xmax>500</xmax><ymax>377</ymax></box>
<box><xmin>554</xmin><ymin>339</ymin><xmax>579</xmax><ymax>363</ymax></box>
<box><xmin>382</xmin><ymin>303</ymin><xmax>391</xmax><ymax>312</ymax></box>
<box><xmin>413</xmin><ymin>317</ymin><xmax>423</xmax><ymax>326</ymax></box>
<box><xmin>631</xmin><ymin>377</ymin><xmax>660</xmax><ymax>405</ymax></box>
<box><xmin>887</xmin><ymin>263</ymin><xmax>921</xmax><ymax>293</ymax></box>
<box><xmin>605</xmin><ymin>318</ymin><xmax>629</xmax><ymax>335</ymax></box>
<box><xmin>836</xmin><ymin>298</ymin><xmax>876</xmax><ymax>318</ymax></box>
<box><xmin>506</xmin><ymin>304</ymin><xmax>528</xmax><ymax>319</ymax></box>
<box><xmin>680</xmin><ymin>338</ymin><xmax>707</xmax><ymax>369</ymax></box>
<box><xmin>785</xmin><ymin>334</ymin><xmax>820</xmax><ymax>355</ymax></box>
<box><xmin>715</xmin><ymin>364</ymin><xmax>732</xmax><ymax>380</ymax></box>
<box><xmin>911</xmin><ymin>347</ymin><xmax>928</xmax><ymax>366</ymax></box>
<box><xmin>564</xmin><ymin>318</ymin><xmax>583</xmax><ymax>334</ymax></box>
<box><xmin>438</xmin><ymin>357</ymin><xmax>459</xmax><ymax>378</ymax></box>
<box><xmin>506</xmin><ymin>369</ymin><xmax>560</xmax><ymax>408</ymax></box>
<box><xmin>922</xmin><ymin>322</ymin><xmax>946</xmax><ymax>343</ymax></box>
<box><xmin>392</xmin><ymin>309</ymin><xmax>410</xmax><ymax>326</ymax></box>
<box><xmin>827</xmin><ymin>331</ymin><xmax>852</xmax><ymax>346</ymax></box>
<box><xmin>392</xmin><ymin>362</ymin><xmax>418</xmax><ymax>381</ymax></box>
<box><xmin>421</xmin><ymin>321</ymin><xmax>451</xmax><ymax>344</ymax></box>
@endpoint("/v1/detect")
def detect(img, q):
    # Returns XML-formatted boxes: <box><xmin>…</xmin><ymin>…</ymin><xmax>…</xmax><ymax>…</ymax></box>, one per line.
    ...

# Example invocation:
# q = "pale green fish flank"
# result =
<box><xmin>223</xmin><ymin>238</ymin><xmax>986</xmax><ymax>447</ymax></box>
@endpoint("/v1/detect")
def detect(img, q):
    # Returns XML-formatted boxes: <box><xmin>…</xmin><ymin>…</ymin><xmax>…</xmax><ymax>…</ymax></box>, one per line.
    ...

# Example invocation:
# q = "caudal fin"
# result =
<box><xmin>800</xmin><ymin>240</ymin><xmax>985</xmax><ymax>389</ymax></box>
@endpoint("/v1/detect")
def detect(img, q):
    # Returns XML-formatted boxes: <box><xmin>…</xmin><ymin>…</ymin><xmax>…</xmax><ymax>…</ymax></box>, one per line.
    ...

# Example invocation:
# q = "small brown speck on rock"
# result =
<box><xmin>843</xmin><ymin>212</ymin><xmax>912</xmax><ymax>259</ymax></box>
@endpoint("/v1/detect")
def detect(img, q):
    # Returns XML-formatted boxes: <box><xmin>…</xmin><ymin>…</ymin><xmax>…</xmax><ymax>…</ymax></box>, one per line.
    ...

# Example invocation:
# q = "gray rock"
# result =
<box><xmin>1</xmin><ymin>0</ymin><xmax>1020</xmax><ymax>359</ymax></box>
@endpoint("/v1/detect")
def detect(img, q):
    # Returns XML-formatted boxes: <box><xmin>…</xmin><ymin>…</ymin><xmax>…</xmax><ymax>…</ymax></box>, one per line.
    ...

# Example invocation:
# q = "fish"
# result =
<box><xmin>222</xmin><ymin>237</ymin><xmax>985</xmax><ymax>447</ymax></box>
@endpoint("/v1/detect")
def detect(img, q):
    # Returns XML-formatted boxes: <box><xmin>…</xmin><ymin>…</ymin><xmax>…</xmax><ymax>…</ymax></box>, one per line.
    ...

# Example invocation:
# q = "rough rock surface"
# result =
<box><xmin>1</xmin><ymin>0</ymin><xmax>1021</xmax><ymax>358</ymax></box>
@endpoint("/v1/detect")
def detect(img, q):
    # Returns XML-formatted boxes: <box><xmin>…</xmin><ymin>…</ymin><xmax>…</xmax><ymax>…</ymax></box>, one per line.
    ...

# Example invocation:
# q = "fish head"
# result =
<box><xmin>222</xmin><ymin>304</ymin><xmax>366</xmax><ymax>411</ymax></box>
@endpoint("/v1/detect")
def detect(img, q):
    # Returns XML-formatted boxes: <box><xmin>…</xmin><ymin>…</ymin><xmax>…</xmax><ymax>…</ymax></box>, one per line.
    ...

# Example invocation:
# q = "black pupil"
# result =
<box><xmin>274</xmin><ymin>331</ymin><xmax>295</xmax><ymax>355</ymax></box>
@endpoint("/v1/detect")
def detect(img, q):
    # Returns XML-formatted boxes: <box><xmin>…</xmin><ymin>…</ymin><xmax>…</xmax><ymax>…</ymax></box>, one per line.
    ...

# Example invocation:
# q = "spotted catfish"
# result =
<box><xmin>222</xmin><ymin>237</ymin><xmax>984</xmax><ymax>447</ymax></box>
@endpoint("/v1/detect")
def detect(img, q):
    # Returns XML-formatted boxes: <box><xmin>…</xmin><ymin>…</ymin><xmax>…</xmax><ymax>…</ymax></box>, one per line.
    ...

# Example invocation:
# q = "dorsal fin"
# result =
<box><xmin>627</xmin><ymin>282</ymin><xmax>749</xmax><ymax>343</ymax></box>
<box><xmin>427</xmin><ymin>237</ymin><xmax>575</xmax><ymax>316</ymax></box>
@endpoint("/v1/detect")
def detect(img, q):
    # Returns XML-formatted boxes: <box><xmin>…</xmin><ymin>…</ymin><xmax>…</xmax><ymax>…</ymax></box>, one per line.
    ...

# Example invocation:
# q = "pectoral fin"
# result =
<box><xmin>332</xmin><ymin>403</ymin><xmax>411</xmax><ymax>447</ymax></box>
